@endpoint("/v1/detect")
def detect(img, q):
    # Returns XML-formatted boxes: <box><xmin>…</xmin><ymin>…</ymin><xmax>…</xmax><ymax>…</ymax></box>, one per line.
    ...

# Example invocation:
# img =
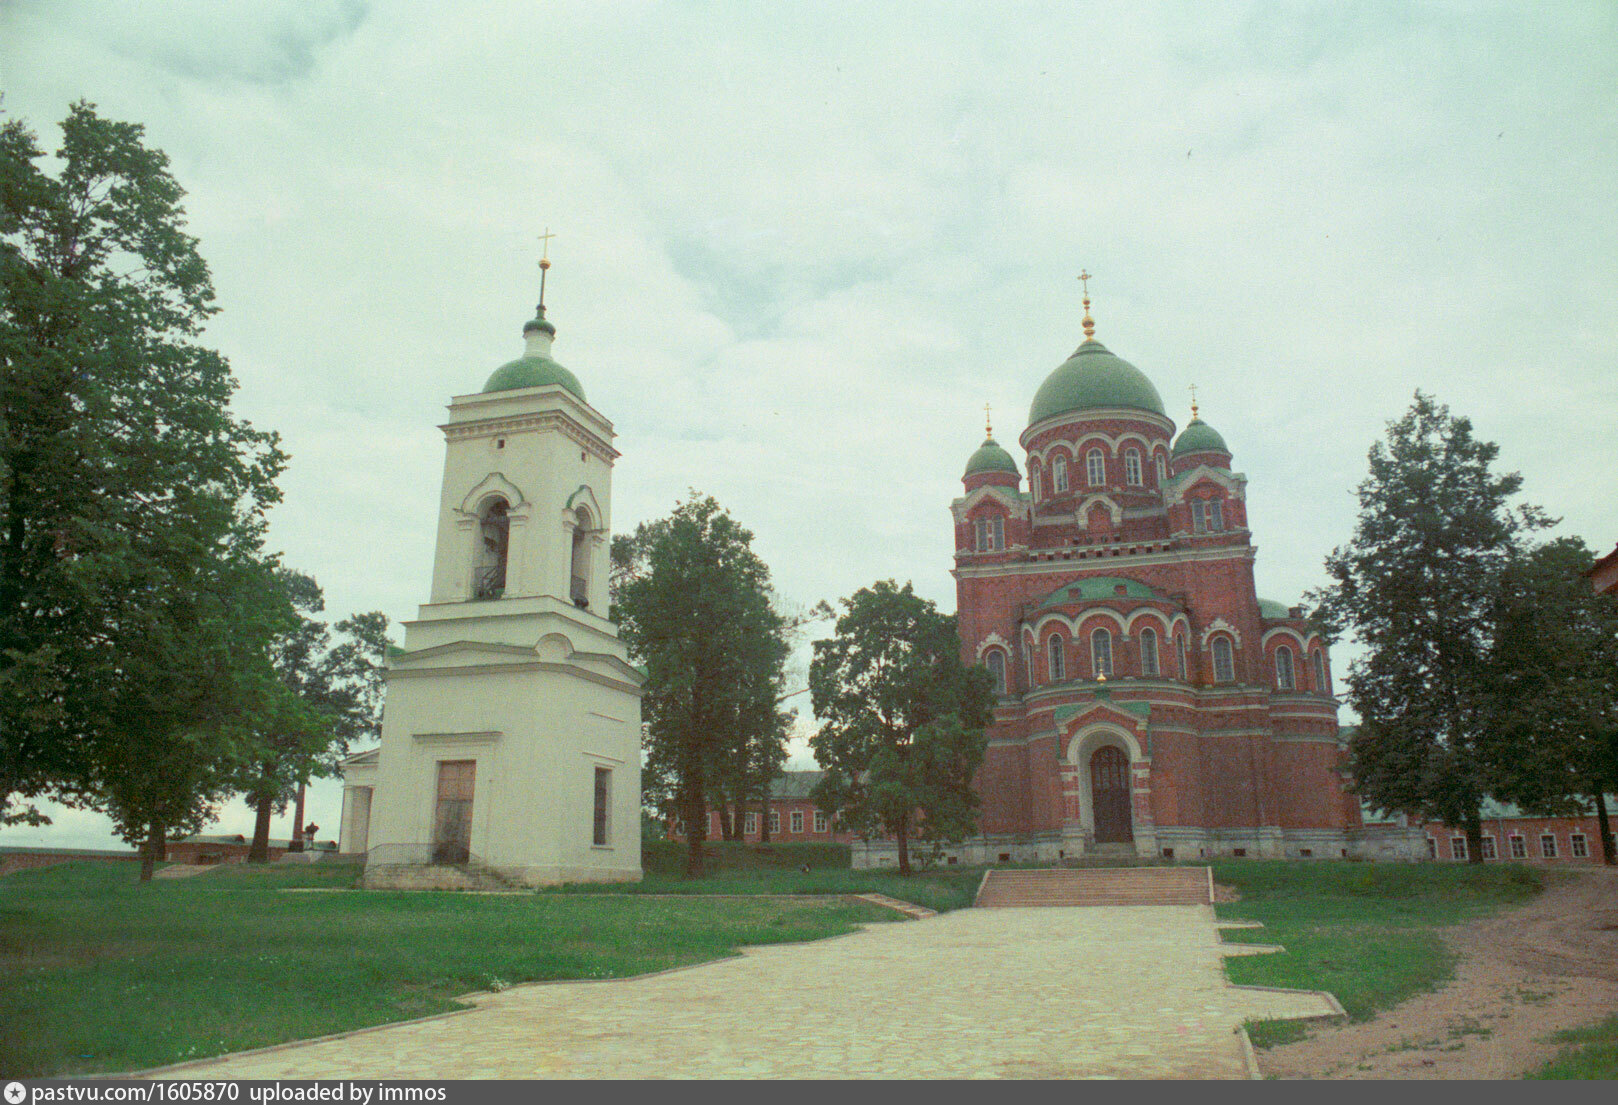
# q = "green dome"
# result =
<box><xmin>1027</xmin><ymin>339</ymin><xmax>1166</xmax><ymax>426</ymax></box>
<box><xmin>482</xmin><ymin>354</ymin><xmax>586</xmax><ymax>399</ymax></box>
<box><xmin>1172</xmin><ymin>417</ymin><xmax>1229</xmax><ymax>457</ymax></box>
<box><xmin>1036</xmin><ymin>575</ymin><xmax>1165</xmax><ymax>609</ymax></box>
<box><xmin>964</xmin><ymin>437</ymin><xmax>1019</xmax><ymax>477</ymax></box>
<box><xmin>1258</xmin><ymin>598</ymin><xmax>1296</xmax><ymax>620</ymax></box>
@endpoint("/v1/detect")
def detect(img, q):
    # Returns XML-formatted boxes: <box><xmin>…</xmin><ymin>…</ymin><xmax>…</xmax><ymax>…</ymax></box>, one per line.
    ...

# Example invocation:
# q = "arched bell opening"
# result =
<box><xmin>473</xmin><ymin>497</ymin><xmax>510</xmax><ymax>599</ymax></box>
<box><xmin>570</xmin><ymin>505</ymin><xmax>593</xmax><ymax>608</ymax></box>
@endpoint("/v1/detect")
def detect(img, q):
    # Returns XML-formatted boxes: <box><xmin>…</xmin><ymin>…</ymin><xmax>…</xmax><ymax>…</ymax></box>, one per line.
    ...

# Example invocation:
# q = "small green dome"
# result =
<box><xmin>1172</xmin><ymin>417</ymin><xmax>1229</xmax><ymax>457</ymax></box>
<box><xmin>965</xmin><ymin>437</ymin><xmax>1019</xmax><ymax>477</ymax></box>
<box><xmin>1036</xmin><ymin>575</ymin><xmax>1166</xmax><ymax>609</ymax></box>
<box><xmin>1028</xmin><ymin>339</ymin><xmax>1166</xmax><ymax>426</ymax></box>
<box><xmin>1257</xmin><ymin>598</ymin><xmax>1295</xmax><ymax>620</ymax></box>
<box><xmin>482</xmin><ymin>354</ymin><xmax>586</xmax><ymax>399</ymax></box>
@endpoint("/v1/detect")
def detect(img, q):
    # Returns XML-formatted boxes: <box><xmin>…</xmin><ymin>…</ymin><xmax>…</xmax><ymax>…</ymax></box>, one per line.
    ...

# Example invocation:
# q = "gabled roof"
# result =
<box><xmin>768</xmin><ymin>771</ymin><xmax>824</xmax><ymax>800</ymax></box>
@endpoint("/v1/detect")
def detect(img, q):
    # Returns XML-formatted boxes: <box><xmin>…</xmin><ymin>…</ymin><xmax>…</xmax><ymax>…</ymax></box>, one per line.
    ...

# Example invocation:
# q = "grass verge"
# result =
<box><xmin>1525</xmin><ymin>1013</ymin><xmax>1618</xmax><ymax>1079</ymax></box>
<box><xmin>1212</xmin><ymin>860</ymin><xmax>1544</xmax><ymax>1048</ymax></box>
<box><xmin>0</xmin><ymin>860</ymin><xmax>895</xmax><ymax>1078</ymax></box>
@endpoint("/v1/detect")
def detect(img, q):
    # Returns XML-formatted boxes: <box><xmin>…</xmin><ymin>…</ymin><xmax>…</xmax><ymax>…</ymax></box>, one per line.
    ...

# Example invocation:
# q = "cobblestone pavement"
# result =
<box><xmin>150</xmin><ymin>905</ymin><xmax>1334</xmax><ymax>1080</ymax></box>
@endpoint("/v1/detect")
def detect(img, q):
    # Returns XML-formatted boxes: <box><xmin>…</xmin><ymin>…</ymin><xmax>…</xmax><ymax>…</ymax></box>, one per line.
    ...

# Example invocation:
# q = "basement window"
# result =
<box><xmin>1232</xmin><ymin>847</ymin><xmax>1247</xmax><ymax>858</ymax></box>
<box><xmin>1161</xmin><ymin>847</ymin><xmax>1174</xmax><ymax>859</ymax></box>
<box><xmin>998</xmin><ymin>852</ymin><xmax>1012</xmax><ymax>863</ymax></box>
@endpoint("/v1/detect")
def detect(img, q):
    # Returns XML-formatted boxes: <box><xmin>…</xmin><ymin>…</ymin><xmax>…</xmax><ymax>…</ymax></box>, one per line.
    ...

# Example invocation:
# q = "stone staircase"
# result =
<box><xmin>974</xmin><ymin>866</ymin><xmax>1211</xmax><ymax>908</ymax></box>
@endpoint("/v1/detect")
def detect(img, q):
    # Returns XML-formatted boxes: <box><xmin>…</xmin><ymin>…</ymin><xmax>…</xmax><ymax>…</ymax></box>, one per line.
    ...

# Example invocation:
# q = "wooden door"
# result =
<box><xmin>1090</xmin><ymin>746</ymin><xmax>1133</xmax><ymax>843</ymax></box>
<box><xmin>432</xmin><ymin>760</ymin><xmax>476</xmax><ymax>864</ymax></box>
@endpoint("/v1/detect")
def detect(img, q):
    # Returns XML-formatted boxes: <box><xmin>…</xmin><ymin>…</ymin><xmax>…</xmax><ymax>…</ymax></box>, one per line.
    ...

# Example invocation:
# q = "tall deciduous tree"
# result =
<box><xmin>1483</xmin><ymin>537</ymin><xmax>1618</xmax><ymax>864</ymax></box>
<box><xmin>1313</xmin><ymin>392</ymin><xmax>1549</xmax><ymax>863</ymax></box>
<box><xmin>809</xmin><ymin>580</ymin><xmax>994</xmax><ymax>875</ymax></box>
<box><xmin>237</xmin><ymin>570</ymin><xmax>390</xmax><ymax>863</ymax></box>
<box><xmin>612</xmin><ymin>493</ymin><xmax>792</xmax><ymax>877</ymax></box>
<box><xmin>0</xmin><ymin>103</ymin><xmax>284</xmax><ymax>829</ymax></box>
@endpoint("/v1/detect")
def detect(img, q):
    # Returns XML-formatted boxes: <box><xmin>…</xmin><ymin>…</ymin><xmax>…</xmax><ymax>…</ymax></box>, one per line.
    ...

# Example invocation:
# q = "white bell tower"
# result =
<box><xmin>357</xmin><ymin>256</ymin><xmax>644</xmax><ymax>888</ymax></box>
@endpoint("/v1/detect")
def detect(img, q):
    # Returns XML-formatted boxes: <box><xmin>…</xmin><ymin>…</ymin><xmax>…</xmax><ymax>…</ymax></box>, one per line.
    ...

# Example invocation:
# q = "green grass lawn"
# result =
<box><xmin>0</xmin><ymin>860</ymin><xmax>896</xmax><ymax>1078</ymax></box>
<box><xmin>1526</xmin><ymin>1013</ymin><xmax>1618</xmax><ymax>1079</ymax></box>
<box><xmin>1210</xmin><ymin>860</ymin><xmax>1544</xmax><ymax>1047</ymax></box>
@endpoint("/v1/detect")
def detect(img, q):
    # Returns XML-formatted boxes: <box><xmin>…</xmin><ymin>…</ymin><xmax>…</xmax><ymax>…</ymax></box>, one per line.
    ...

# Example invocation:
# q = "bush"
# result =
<box><xmin>641</xmin><ymin>841</ymin><xmax>850</xmax><ymax>876</ymax></box>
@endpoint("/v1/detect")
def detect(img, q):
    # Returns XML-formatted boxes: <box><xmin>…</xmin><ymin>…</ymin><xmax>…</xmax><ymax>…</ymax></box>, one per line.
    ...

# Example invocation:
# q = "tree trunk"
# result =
<box><xmin>717</xmin><ymin>805</ymin><xmax>733</xmax><ymax>842</ymax></box>
<box><xmin>683</xmin><ymin>788</ymin><xmax>706</xmax><ymax>878</ymax></box>
<box><xmin>289</xmin><ymin>779</ymin><xmax>307</xmax><ymax>852</ymax></box>
<box><xmin>139</xmin><ymin>819</ymin><xmax>164</xmax><ymax>882</ymax></box>
<box><xmin>248</xmin><ymin>793</ymin><xmax>274</xmax><ymax>863</ymax></box>
<box><xmin>896</xmin><ymin>817</ymin><xmax>911</xmax><ymax>876</ymax></box>
<box><xmin>1464</xmin><ymin>810</ymin><xmax>1484</xmax><ymax>865</ymax></box>
<box><xmin>1596</xmin><ymin>792</ymin><xmax>1615</xmax><ymax>867</ymax></box>
<box><xmin>758</xmin><ymin>790</ymin><xmax>771</xmax><ymax>843</ymax></box>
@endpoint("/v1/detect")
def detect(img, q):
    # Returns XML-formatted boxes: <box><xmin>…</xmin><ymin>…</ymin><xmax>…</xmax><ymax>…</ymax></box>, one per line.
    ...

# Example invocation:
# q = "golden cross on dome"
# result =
<box><xmin>536</xmin><ymin>228</ymin><xmax>556</xmax><ymax>311</ymax></box>
<box><xmin>984</xmin><ymin>402</ymin><xmax>993</xmax><ymax>438</ymax></box>
<box><xmin>1078</xmin><ymin>269</ymin><xmax>1095</xmax><ymax>339</ymax></box>
<box><xmin>1189</xmin><ymin>383</ymin><xmax>1200</xmax><ymax>420</ymax></box>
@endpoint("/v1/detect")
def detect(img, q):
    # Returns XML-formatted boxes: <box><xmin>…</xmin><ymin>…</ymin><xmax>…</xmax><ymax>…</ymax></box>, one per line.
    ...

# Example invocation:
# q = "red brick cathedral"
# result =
<box><xmin>928</xmin><ymin>300</ymin><xmax>1364</xmax><ymax>864</ymax></box>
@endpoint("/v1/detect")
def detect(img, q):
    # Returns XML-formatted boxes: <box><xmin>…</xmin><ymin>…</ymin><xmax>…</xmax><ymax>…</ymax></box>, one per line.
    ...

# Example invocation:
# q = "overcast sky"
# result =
<box><xmin>3</xmin><ymin>1</ymin><xmax>1614</xmax><ymax>851</ymax></box>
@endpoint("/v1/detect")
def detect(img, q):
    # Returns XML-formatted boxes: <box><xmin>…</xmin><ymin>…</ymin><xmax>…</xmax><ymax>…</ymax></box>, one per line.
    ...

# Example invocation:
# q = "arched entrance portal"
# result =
<box><xmin>1089</xmin><ymin>745</ymin><xmax>1133</xmax><ymax>843</ymax></box>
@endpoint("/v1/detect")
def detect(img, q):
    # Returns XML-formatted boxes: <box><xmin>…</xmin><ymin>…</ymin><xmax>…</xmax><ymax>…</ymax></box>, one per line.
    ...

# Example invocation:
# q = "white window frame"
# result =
<box><xmin>744</xmin><ymin>811</ymin><xmax>757</xmax><ymax>835</ymax></box>
<box><xmin>1191</xmin><ymin>500</ymin><xmax>1206</xmax><ymax>533</ymax></box>
<box><xmin>1155</xmin><ymin>454</ymin><xmax>1167</xmax><ymax>484</ymax></box>
<box><xmin>1540</xmin><ymin>833</ymin><xmax>1557</xmax><ymax>858</ymax></box>
<box><xmin>769</xmin><ymin>811</ymin><xmax>781</xmax><ymax>834</ymax></box>
<box><xmin>1090</xmin><ymin>628</ymin><xmax>1113</xmax><ymax>678</ymax></box>
<box><xmin>1086</xmin><ymin>448</ymin><xmax>1105</xmax><ymax>486</ymax></box>
<box><xmin>1048</xmin><ymin>636</ymin><xmax>1065</xmax><ymax>682</ymax></box>
<box><xmin>1124</xmin><ymin>448</ymin><xmax>1142</xmax><ymax>486</ymax></box>
<box><xmin>1022</xmin><ymin>636</ymin><xmax>1034</xmax><ymax>688</ymax></box>
<box><xmin>1509</xmin><ymin>834</ymin><xmax>1526</xmax><ymax>859</ymax></box>
<box><xmin>1052</xmin><ymin>457</ymin><xmax>1069</xmax><ymax>493</ymax></box>
<box><xmin>973</xmin><ymin>515</ymin><xmax>1004</xmax><ymax>552</ymax></box>
<box><xmin>1571</xmin><ymin>833</ymin><xmax>1588</xmax><ymax>858</ymax></box>
<box><xmin>1211</xmin><ymin>636</ymin><xmax>1235</xmax><ymax>683</ymax></box>
<box><xmin>1312</xmin><ymin>650</ymin><xmax>1329</xmax><ymax>695</ymax></box>
<box><xmin>1480</xmin><ymin>835</ymin><xmax>1497</xmax><ymax>860</ymax></box>
<box><xmin>1275</xmin><ymin>646</ymin><xmax>1295</xmax><ymax>691</ymax></box>
<box><xmin>1140</xmin><ymin>628</ymin><xmax>1159</xmax><ymax>676</ymax></box>
<box><xmin>790</xmin><ymin>810</ymin><xmax>804</xmax><ymax>834</ymax></box>
<box><xmin>813</xmin><ymin>810</ymin><xmax>828</xmax><ymax>834</ymax></box>
<box><xmin>1450</xmin><ymin>835</ymin><xmax>1467</xmax><ymax>861</ymax></box>
<box><xmin>1208</xmin><ymin>499</ymin><xmax>1224</xmax><ymax>531</ymax></box>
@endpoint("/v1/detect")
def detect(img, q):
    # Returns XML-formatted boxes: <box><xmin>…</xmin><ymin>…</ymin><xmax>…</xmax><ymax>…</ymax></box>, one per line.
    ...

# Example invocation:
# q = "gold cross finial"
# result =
<box><xmin>984</xmin><ymin>402</ymin><xmax>993</xmax><ymax>438</ymax></box>
<box><xmin>1189</xmin><ymin>383</ymin><xmax>1199</xmax><ymax>420</ymax></box>
<box><xmin>536</xmin><ymin>228</ymin><xmax>556</xmax><ymax>312</ymax></box>
<box><xmin>1078</xmin><ymin>269</ymin><xmax>1095</xmax><ymax>339</ymax></box>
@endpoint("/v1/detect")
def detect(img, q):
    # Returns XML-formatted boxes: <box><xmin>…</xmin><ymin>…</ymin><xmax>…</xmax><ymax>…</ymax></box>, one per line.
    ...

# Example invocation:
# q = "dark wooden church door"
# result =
<box><xmin>1090</xmin><ymin>746</ymin><xmax>1133</xmax><ymax>843</ymax></box>
<box><xmin>432</xmin><ymin>759</ymin><xmax>476</xmax><ymax>864</ymax></box>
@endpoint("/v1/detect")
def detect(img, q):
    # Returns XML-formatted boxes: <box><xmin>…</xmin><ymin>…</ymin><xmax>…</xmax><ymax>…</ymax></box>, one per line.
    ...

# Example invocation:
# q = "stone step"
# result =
<box><xmin>975</xmin><ymin>866</ymin><xmax>1211</xmax><ymax>908</ymax></box>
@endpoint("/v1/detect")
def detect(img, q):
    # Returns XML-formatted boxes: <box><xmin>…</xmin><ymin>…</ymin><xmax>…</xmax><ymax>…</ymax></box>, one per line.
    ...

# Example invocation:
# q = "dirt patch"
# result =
<box><xmin>1259</xmin><ymin>865</ymin><xmax>1618</xmax><ymax>1079</ymax></box>
<box><xmin>1213</xmin><ymin>882</ymin><xmax>1242</xmax><ymax>903</ymax></box>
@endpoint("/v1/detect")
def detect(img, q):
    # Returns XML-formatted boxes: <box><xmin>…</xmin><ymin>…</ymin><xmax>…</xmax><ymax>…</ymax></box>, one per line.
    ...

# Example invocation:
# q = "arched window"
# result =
<box><xmin>1029</xmin><ymin>463</ymin><xmax>1041</xmax><ymax>502</ymax></box>
<box><xmin>985</xmin><ymin>650</ymin><xmax>1006</xmax><ymax>696</ymax></box>
<box><xmin>570</xmin><ymin>506</ymin><xmax>593</xmax><ymax>607</ymax></box>
<box><xmin>1176</xmin><ymin>634</ymin><xmax>1189</xmax><ymax>680</ymax></box>
<box><xmin>1156</xmin><ymin>454</ymin><xmax>1167</xmax><ymax>484</ymax></box>
<box><xmin>1208</xmin><ymin>499</ymin><xmax>1224</xmax><ymax>532</ymax></box>
<box><xmin>1124</xmin><ymin>448</ymin><xmax>1143</xmax><ymax>486</ymax></box>
<box><xmin>1140</xmin><ymin>627</ymin><xmax>1159</xmax><ymax>676</ymax></box>
<box><xmin>1091</xmin><ymin>628</ymin><xmax>1113</xmax><ymax>678</ymax></box>
<box><xmin>1048</xmin><ymin>635</ymin><xmax>1066</xmax><ymax>682</ymax></box>
<box><xmin>1086</xmin><ymin>448</ymin><xmax>1106</xmax><ymax>486</ymax></box>
<box><xmin>1052</xmin><ymin>456</ymin><xmax>1069</xmax><ymax>493</ymax></box>
<box><xmin>1211</xmin><ymin>636</ymin><xmax>1235</xmax><ymax>683</ymax></box>
<box><xmin>1312</xmin><ymin>649</ymin><xmax>1329</xmax><ymax>696</ymax></box>
<box><xmin>1275</xmin><ymin>645</ymin><xmax>1295</xmax><ymax>690</ymax></box>
<box><xmin>474</xmin><ymin>498</ymin><xmax>510</xmax><ymax>599</ymax></box>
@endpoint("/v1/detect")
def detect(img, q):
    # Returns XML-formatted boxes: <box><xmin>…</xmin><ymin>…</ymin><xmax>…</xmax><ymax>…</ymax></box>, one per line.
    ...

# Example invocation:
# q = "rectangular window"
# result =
<box><xmin>1156</xmin><ymin>455</ymin><xmax>1167</xmax><ymax>484</ymax></box>
<box><xmin>1480</xmin><ymin>836</ymin><xmax>1497</xmax><ymax>860</ymax></box>
<box><xmin>973</xmin><ymin>516</ymin><xmax>1004</xmax><ymax>552</ymax></box>
<box><xmin>1426</xmin><ymin>837</ymin><xmax>1437</xmax><ymax>859</ymax></box>
<box><xmin>1191</xmin><ymin>500</ymin><xmax>1206</xmax><ymax>533</ymax></box>
<box><xmin>592</xmin><ymin>767</ymin><xmax>611</xmax><ymax>846</ymax></box>
<box><xmin>1176</xmin><ymin>636</ymin><xmax>1188</xmax><ymax>680</ymax></box>
<box><xmin>1086</xmin><ymin>450</ymin><xmax>1105</xmax><ymax>486</ymax></box>
<box><xmin>769</xmin><ymin>811</ymin><xmax>781</xmax><ymax>834</ymax></box>
<box><xmin>1140</xmin><ymin>630</ymin><xmax>1160</xmax><ymax>676</ymax></box>
<box><xmin>1208</xmin><ymin>499</ymin><xmax>1224</xmax><ymax>531</ymax></box>
<box><xmin>790</xmin><ymin>811</ymin><xmax>804</xmax><ymax>834</ymax></box>
<box><xmin>1509</xmin><ymin>835</ymin><xmax>1526</xmax><ymax>859</ymax></box>
<box><xmin>1124</xmin><ymin>451</ymin><xmax>1142</xmax><ymax>485</ymax></box>
<box><xmin>1450</xmin><ymin>836</ymin><xmax>1467</xmax><ymax>861</ymax></box>
<box><xmin>1571</xmin><ymin>833</ymin><xmax>1588</xmax><ymax>858</ymax></box>
<box><xmin>1053</xmin><ymin>458</ymin><xmax>1069</xmax><ymax>493</ymax></box>
<box><xmin>813</xmin><ymin>810</ymin><xmax>828</xmax><ymax>833</ymax></box>
<box><xmin>1540</xmin><ymin>833</ymin><xmax>1557</xmax><ymax>858</ymax></box>
<box><xmin>744</xmin><ymin>812</ymin><xmax>757</xmax><ymax>835</ymax></box>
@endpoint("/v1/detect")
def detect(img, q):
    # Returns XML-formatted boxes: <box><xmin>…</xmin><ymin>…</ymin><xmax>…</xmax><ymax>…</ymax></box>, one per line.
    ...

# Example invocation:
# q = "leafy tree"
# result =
<box><xmin>0</xmin><ymin>103</ymin><xmax>283</xmax><ymax>827</ymax></box>
<box><xmin>809</xmin><ymin>580</ymin><xmax>994</xmax><ymax>874</ymax></box>
<box><xmin>236</xmin><ymin>570</ymin><xmax>389</xmax><ymax>863</ymax></box>
<box><xmin>1482</xmin><ymin>537</ymin><xmax>1618</xmax><ymax>864</ymax></box>
<box><xmin>612</xmin><ymin>493</ymin><xmax>792</xmax><ymax>876</ymax></box>
<box><xmin>1313</xmin><ymin>392</ymin><xmax>1549</xmax><ymax>863</ymax></box>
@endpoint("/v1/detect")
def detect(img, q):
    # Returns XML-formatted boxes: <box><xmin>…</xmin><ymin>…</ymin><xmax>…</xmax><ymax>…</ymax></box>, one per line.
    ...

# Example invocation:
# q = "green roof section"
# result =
<box><xmin>482</xmin><ymin>354</ymin><xmax>587</xmax><ymax>399</ymax></box>
<box><xmin>964</xmin><ymin>436</ymin><xmax>1019</xmax><ymax>477</ymax></box>
<box><xmin>1036</xmin><ymin>575</ymin><xmax>1165</xmax><ymax>609</ymax></box>
<box><xmin>1258</xmin><ymin>598</ymin><xmax>1297</xmax><ymax>620</ymax></box>
<box><xmin>1027</xmin><ymin>339</ymin><xmax>1167</xmax><ymax>425</ymax></box>
<box><xmin>1172</xmin><ymin>417</ymin><xmax>1229</xmax><ymax>457</ymax></box>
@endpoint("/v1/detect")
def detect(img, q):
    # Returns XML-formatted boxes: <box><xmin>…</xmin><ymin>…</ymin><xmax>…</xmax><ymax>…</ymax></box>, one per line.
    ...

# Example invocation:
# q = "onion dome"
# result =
<box><xmin>1172</xmin><ymin>417</ymin><xmax>1229</xmax><ymax>458</ymax></box>
<box><xmin>482</xmin><ymin>304</ymin><xmax>586</xmax><ymax>400</ymax></box>
<box><xmin>964</xmin><ymin>436</ymin><xmax>1019</xmax><ymax>478</ymax></box>
<box><xmin>1027</xmin><ymin>339</ymin><xmax>1167</xmax><ymax>425</ymax></box>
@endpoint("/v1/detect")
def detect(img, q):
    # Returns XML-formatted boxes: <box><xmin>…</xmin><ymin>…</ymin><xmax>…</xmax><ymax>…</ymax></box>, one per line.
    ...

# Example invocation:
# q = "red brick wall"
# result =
<box><xmin>1420</xmin><ymin>815</ymin><xmax>1615</xmax><ymax>863</ymax></box>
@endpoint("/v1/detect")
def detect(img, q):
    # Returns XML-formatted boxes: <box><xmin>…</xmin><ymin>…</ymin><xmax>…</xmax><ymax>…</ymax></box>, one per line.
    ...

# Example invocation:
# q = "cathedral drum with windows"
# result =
<box><xmin>924</xmin><ymin>302</ymin><xmax>1366</xmax><ymax>864</ymax></box>
<box><xmin>344</xmin><ymin>290</ymin><xmax>645</xmax><ymax>888</ymax></box>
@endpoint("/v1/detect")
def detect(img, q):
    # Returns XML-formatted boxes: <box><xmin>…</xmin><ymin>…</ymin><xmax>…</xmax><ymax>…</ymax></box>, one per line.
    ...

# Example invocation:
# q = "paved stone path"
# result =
<box><xmin>149</xmin><ymin>905</ymin><xmax>1335</xmax><ymax>1080</ymax></box>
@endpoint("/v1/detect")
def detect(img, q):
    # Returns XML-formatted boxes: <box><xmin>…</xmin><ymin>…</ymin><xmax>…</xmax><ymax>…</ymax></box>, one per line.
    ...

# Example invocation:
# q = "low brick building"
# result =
<box><xmin>1417</xmin><ymin>798</ymin><xmax>1616</xmax><ymax>864</ymax></box>
<box><xmin>165</xmin><ymin>834</ymin><xmax>338</xmax><ymax>865</ymax></box>
<box><xmin>667</xmin><ymin>771</ymin><xmax>855</xmax><ymax>844</ymax></box>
